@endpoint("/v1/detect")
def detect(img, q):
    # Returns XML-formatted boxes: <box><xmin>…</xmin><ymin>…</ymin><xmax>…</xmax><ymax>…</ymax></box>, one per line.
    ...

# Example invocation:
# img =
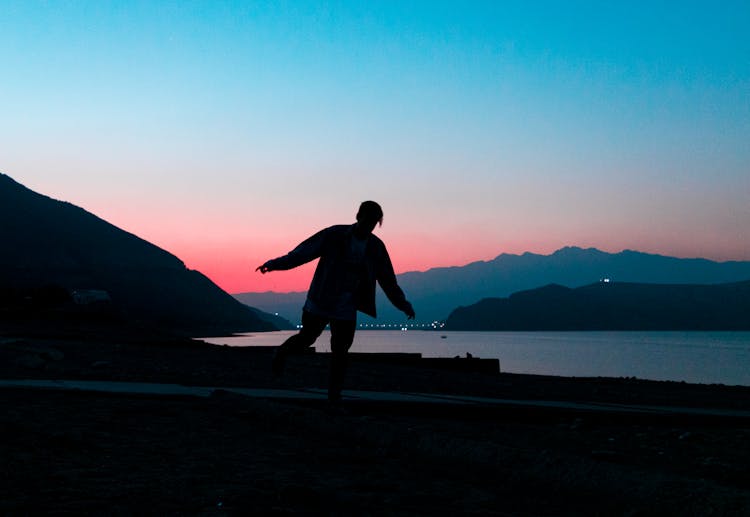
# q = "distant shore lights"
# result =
<box><xmin>356</xmin><ymin>321</ymin><xmax>446</xmax><ymax>329</ymax></box>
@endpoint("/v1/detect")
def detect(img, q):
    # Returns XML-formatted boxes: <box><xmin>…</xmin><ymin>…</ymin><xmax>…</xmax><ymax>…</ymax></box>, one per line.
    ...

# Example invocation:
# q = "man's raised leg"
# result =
<box><xmin>272</xmin><ymin>310</ymin><xmax>327</xmax><ymax>377</ymax></box>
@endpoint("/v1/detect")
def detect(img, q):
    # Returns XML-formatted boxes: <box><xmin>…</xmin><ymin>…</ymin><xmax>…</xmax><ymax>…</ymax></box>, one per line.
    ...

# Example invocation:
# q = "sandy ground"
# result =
<box><xmin>1</xmin><ymin>333</ymin><xmax>749</xmax><ymax>515</ymax></box>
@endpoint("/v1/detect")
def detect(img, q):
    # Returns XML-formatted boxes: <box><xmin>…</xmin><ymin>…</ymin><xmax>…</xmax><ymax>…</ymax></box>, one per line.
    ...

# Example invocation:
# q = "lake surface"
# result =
<box><xmin>203</xmin><ymin>331</ymin><xmax>750</xmax><ymax>386</ymax></box>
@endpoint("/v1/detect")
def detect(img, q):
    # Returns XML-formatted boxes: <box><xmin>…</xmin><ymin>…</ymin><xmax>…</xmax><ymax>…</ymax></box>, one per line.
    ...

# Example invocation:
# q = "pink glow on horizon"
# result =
<box><xmin>172</xmin><ymin>232</ymin><xmax>750</xmax><ymax>295</ymax></box>
<box><xmin>103</xmin><ymin>197</ymin><xmax>750</xmax><ymax>293</ymax></box>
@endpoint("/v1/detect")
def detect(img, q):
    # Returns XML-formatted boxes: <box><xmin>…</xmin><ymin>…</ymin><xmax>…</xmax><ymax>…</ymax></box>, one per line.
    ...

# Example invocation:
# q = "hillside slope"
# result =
<box><xmin>445</xmin><ymin>280</ymin><xmax>750</xmax><ymax>330</ymax></box>
<box><xmin>0</xmin><ymin>173</ymin><xmax>276</xmax><ymax>335</ymax></box>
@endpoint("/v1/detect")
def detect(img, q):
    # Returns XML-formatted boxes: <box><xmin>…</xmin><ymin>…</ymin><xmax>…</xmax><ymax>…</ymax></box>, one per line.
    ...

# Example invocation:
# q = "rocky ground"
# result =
<box><xmin>1</xmin><ymin>332</ymin><xmax>749</xmax><ymax>515</ymax></box>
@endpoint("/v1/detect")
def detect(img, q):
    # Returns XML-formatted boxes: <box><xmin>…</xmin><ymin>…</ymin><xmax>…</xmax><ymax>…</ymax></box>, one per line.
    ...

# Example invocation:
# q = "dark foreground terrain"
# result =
<box><xmin>1</xmin><ymin>333</ymin><xmax>749</xmax><ymax>516</ymax></box>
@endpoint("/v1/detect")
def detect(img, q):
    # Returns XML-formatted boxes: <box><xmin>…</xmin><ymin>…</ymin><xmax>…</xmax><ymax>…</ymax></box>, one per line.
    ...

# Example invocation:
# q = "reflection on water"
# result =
<box><xmin>203</xmin><ymin>331</ymin><xmax>750</xmax><ymax>386</ymax></box>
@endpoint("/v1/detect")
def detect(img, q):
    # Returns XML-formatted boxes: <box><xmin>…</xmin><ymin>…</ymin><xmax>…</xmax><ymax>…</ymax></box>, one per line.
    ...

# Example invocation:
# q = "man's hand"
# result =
<box><xmin>256</xmin><ymin>262</ymin><xmax>272</xmax><ymax>274</ymax></box>
<box><xmin>404</xmin><ymin>302</ymin><xmax>416</xmax><ymax>320</ymax></box>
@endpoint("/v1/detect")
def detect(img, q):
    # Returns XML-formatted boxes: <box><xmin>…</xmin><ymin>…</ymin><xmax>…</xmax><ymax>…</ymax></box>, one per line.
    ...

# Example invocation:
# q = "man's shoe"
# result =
<box><xmin>324</xmin><ymin>399</ymin><xmax>349</xmax><ymax>416</ymax></box>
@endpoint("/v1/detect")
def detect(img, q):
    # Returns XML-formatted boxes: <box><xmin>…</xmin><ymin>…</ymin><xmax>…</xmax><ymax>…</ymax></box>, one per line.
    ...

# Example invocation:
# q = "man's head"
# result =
<box><xmin>355</xmin><ymin>200</ymin><xmax>383</xmax><ymax>235</ymax></box>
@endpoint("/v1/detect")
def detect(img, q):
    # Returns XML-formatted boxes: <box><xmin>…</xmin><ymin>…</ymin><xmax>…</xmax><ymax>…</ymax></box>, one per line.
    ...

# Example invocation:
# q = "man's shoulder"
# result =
<box><xmin>311</xmin><ymin>225</ymin><xmax>353</xmax><ymax>245</ymax></box>
<box><xmin>320</xmin><ymin>224</ymin><xmax>353</xmax><ymax>237</ymax></box>
<box><xmin>367</xmin><ymin>233</ymin><xmax>387</xmax><ymax>255</ymax></box>
<box><xmin>369</xmin><ymin>233</ymin><xmax>385</xmax><ymax>246</ymax></box>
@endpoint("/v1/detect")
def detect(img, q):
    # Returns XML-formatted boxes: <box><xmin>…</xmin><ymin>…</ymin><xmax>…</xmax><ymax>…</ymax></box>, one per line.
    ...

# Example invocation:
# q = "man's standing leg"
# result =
<box><xmin>328</xmin><ymin>318</ymin><xmax>356</xmax><ymax>405</ymax></box>
<box><xmin>272</xmin><ymin>310</ymin><xmax>328</xmax><ymax>377</ymax></box>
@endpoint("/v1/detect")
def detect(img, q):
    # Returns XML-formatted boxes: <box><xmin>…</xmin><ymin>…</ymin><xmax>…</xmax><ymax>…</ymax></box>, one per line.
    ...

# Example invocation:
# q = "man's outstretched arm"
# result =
<box><xmin>376</xmin><ymin>249</ymin><xmax>415</xmax><ymax>319</ymax></box>
<box><xmin>256</xmin><ymin>227</ymin><xmax>330</xmax><ymax>274</ymax></box>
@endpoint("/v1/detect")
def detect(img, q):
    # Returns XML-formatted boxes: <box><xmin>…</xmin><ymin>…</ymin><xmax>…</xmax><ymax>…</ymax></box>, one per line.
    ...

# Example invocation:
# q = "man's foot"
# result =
<box><xmin>324</xmin><ymin>399</ymin><xmax>349</xmax><ymax>416</ymax></box>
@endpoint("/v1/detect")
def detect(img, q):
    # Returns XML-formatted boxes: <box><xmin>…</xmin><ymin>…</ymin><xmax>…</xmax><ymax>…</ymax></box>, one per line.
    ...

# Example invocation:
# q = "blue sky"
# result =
<box><xmin>2</xmin><ymin>1</ymin><xmax>748</xmax><ymax>292</ymax></box>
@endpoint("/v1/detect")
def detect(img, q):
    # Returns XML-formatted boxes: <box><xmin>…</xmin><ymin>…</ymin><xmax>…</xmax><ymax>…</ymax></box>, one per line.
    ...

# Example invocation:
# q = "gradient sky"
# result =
<box><xmin>2</xmin><ymin>1</ymin><xmax>749</xmax><ymax>293</ymax></box>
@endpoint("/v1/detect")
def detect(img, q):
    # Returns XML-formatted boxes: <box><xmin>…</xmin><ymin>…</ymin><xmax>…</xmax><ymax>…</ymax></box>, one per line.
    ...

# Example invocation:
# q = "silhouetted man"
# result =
<box><xmin>256</xmin><ymin>201</ymin><xmax>415</xmax><ymax>407</ymax></box>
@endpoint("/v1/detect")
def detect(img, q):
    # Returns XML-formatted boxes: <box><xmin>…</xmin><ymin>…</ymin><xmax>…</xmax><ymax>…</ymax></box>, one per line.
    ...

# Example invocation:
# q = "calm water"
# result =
<box><xmin>203</xmin><ymin>330</ymin><xmax>750</xmax><ymax>386</ymax></box>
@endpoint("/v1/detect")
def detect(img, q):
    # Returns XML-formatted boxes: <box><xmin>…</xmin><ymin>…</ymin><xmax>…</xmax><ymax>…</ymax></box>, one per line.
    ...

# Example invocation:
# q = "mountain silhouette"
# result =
<box><xmin>0</xmin><ymin>173</ymin><xmax>278</xmax><ymax>335</ymax></box>
<box><xmin>236</xmin><ymin>247</ymin><xmax>750</xmax><ymax>325</ymax></box>
<box><xmin>445</xmin><ymin>280</ymin><xmax>750</xmax><ymax>330</ymax></box>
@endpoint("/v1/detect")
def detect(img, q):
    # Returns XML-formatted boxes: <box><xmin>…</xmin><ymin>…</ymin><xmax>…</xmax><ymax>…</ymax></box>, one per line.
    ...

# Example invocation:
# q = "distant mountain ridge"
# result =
<box><xmin>0</xmin><ymin>173</ymin><xmax>279</xmax><ymax>335</ymax></box>
<box><xmin>445</xmin><ymin>280</ymin><xmax>750</xmax><ymax>330</ymax></box>
<box><xmin>236</xmin><ymin>247</ymin><xmax>750</xmax><ymax>325</ymax></box>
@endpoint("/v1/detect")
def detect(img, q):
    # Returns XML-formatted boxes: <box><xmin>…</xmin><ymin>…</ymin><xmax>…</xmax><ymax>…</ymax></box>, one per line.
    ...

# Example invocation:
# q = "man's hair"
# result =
<box><xmin>358</xmin><ymin>200</ymin><xmax>384</xmax><ymax>226</ymax></box>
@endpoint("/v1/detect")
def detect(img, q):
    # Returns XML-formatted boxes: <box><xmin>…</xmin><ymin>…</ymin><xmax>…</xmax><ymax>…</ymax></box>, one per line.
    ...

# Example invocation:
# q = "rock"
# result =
<box><xmin>39</xmin><ymin>348</ymin><xmax>64</xmax><ymax>361</ymax></box>
<box><xmin>590</xmin><ymin>450</ymin><xmax>623</xmax><ymax>462</ymax></box>
<box><xmin>14</xmin><ymin>354</ymin><xmax>45</xmax><ymax>369</ymax></box>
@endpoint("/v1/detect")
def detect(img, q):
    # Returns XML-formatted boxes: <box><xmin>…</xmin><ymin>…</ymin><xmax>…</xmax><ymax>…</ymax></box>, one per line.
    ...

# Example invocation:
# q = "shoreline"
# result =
<box><xmin>2</xmin><ymin>334</ymin><xmax>750</xmax><ymax>407</ymax></box>
<box><xmin>2</xmin><ymin>333</ymin><xmax>749</xmax><ymax>515</ymax></box>
<box><xmin>204</xmin><ymin>329</ymin><xmax>750</xmax><ymax>387</ymax></box>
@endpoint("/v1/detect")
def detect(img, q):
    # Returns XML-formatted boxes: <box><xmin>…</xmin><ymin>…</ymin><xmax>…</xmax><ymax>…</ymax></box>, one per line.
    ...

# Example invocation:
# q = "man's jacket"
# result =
<box><xmin>265</xmin><ymin>224</ymin><xmax>411</xmax><ymax>318</ymax></box>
